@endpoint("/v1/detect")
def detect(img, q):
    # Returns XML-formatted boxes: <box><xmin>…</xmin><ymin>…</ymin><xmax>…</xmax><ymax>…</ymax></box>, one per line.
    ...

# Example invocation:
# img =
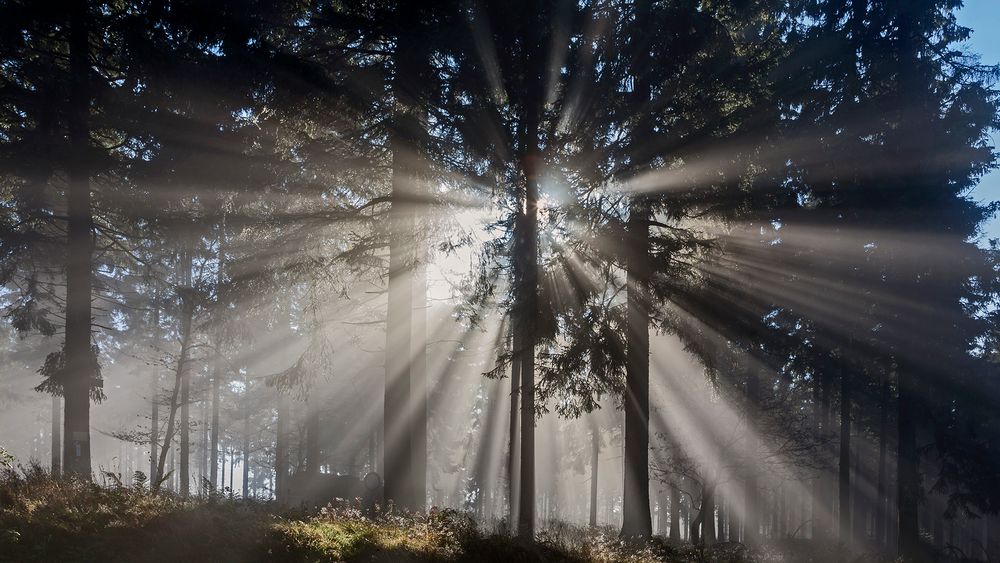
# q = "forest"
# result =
<box><xmin>1</xmin><ymin>0</ymin><xmax>999</xmax><ymax>562</ymax></box>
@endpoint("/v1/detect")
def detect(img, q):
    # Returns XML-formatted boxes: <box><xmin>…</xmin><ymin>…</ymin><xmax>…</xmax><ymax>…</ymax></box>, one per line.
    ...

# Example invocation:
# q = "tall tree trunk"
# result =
<box><xmin>63</xmin><ymin>0</ymin><xmax>94</xmax><ymax>479</ymax></box>
<box><xmin>589</xmin><ymin>423</ymin><xmax>599</xmax><ymax>528</ymax></box>
<box><xmin>200</xmin><ymin>392</ymin><xmax>208</xmax><ymax>493</ymax></box>
<box><xmin>897</xmin><ymin>363</ymin><xmax>920</xmax><ymax>559</ymax></box>
<box><xmin>703</xmin><ymin>483</ymin><xmax>717</xmax><ymax>545</ymax></box>
<box><xmin>209</xmin><ymin>364</ymin><xmax>220</xmax><ymax>489</ymax></box>
<box><xmin>691</xmin><ymin>488</ymin><xmax>704</xmax><ymax>545</ymax></box>
<box><xmin>895</xmin><ymin>4</ymin><xmax>925</xmax><ymax>558</ymax></box>
<box><xmin>209</xmin><ymin>228</ymin><xmax>225</xmax><ymax>490</ymax></box>
<box><xmin>622</xmin><ymin>196</ymin><xmax>651</xmax><ymax>538</ymax></box>
<box><xmin>150</xmin><ymin>376</ymin><xmax>159</xmax><ymax>482</ymax></box>
<box><xmin>306</xmin><ymin>398</ymin><xmax>320</xmax><ymax>474</ymax></box>
<box><xmin>51</xmin><ymin>394</ymin><xmax>61</xmax><ymax>476</ymax></box>
<box><xmin>875</xmin><ymin>366</ymin><xmax>889</xmax><ymax>547</ymax></box>
<box><xmin>471</xmin><ymin>377</ymin><xmax>504</xmax><ymax>520</ymax></box>
<box><xmin>855</xmin><ymin>440</ymin><xmax>870</xmax><ymax>543</ymax></box>
<box><xmin>150</xmin><ymin>301</ymin><xmax>161</xmax><ymax>482</ymax></box>
<box><xmin>180</xmin><ymin>354</ymin><xmax>190</xmax><ymax>496</ymax></box>
<box><xmin>811</xmin><ymin>365</ymin><xmax>823</xmax><ymax>540</ymax></box>
<box><xmin>717</xmin><ymin>495</ymin><xmax>727</xmax><ymax>542</ymax></box>
<box><xmin>670</xmin><ymin>482</ymin><xmax>681</xmax><ymax>540</ymax></box>
<box><xmin>821</xmin><ymin>367</ymin><xmax>834</xmax><ymax>538</ymax></box>
<box><xmin>275</xmin><ymin>393</ymin><xmax>289</xmax><ymax>503</ymax></box>
<box><xmin>411</xmin><ymin>249</ymin><xmax>428</xmax><ymax>511</ymax></box>
<box><xmin>242</xmin><ymin>402</ymin><xmax>250</xmax><ymax>498</ymax></box>
<box><xmin>516</xmin><ymin>197</ymin><xmax>538</xmax><ymax>539</ymax></box>
<box><xmin>154</xmin><ymin>293</ymin><xmax>194</xmax><ymax>489</ymax></box>
<box><xmin>657</xmin><ymin>489</ymin><xmax>669</xmax><ymax>536</ymax></box>
<box><xmin>745</xmin><ymin>370</ymin><xmax>761</xmax><ymax>544</ymax></box>
<box><xmin>839</xmin><ymin>361</ymin><xmax>851</xmax><ymax>542</ymax></box>
<box><xmin>516</xmin><ymin>15</ymin><xmax>542</xmax><ymax>540</ymax></box>
<box><xmin>621</xmin><ymin>0</ymin><xmax>654</xmax><ymax>538</ymax></box>
<box><xmin>508</xmin><ymin>328</ymin><xmax>521</xmax><ymax>524</ymax></box>
<box><xmin>179</xmin><ymin>249</ymin><xmax>193</xmax><ymax>498</ymax></box>
<box><xmin>383</xmin><ymin>2</ymin><xmax>428</xmax><ymax>511</ymax></box>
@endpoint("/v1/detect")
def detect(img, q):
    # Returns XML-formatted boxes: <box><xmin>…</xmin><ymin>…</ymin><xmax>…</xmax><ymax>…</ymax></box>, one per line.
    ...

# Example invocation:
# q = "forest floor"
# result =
<box><xmin>0</xmin><ymin>465</ymin><xmax>895</xmax><ymax>563</ymax></box>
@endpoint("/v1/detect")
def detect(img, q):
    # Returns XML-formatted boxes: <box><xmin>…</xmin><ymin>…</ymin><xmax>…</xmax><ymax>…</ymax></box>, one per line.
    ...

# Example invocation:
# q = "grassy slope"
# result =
<box><xmin>0</xmin><ymin>465</ymin><xmax>892</xmax><ymax>563</ymax></box>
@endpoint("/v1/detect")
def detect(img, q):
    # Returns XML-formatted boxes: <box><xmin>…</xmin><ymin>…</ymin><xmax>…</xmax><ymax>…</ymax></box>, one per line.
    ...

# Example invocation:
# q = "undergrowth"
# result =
<box><xmin>0</xmin><ymin>462</ymin><xmax>899</xmax><ymax>563</ymax></box>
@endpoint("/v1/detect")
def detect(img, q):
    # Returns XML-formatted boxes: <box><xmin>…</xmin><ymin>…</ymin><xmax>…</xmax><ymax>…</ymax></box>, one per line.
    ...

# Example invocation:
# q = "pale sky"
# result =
<box><xmin>959</xmin><ymin>0</ymin><xmax>1000</xmax><ymax>241</ymax></box>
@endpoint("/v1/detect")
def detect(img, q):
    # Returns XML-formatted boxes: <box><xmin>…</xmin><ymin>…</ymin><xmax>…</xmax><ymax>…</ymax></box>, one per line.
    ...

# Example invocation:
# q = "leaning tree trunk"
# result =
<box><xmin>63</xmin><ymin>0</ymin><xmax>94</xmax><ymax>479</ymax></box>
<box><xmin>154</xmin><ymin>294</ymin><xmax>194</xmax><ymax>489</ymax></box>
